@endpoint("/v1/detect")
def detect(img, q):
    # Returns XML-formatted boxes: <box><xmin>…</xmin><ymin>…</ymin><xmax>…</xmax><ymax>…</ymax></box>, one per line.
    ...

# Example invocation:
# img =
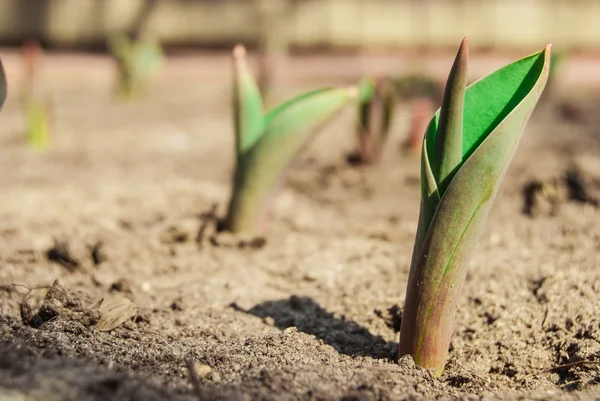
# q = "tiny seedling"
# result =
<box><xmin>223</xmin><ymin>45</ymin><xmax>356</xmax><ymax>234</ymax></box>
<box><xmin>398</xmin><ymin>38</ymin><xmax>551</xmax><ymax>376</ymax></box>
<box><xmin>109</xmin><ymin>34</ymin><xmax>164</xmax><ymax>99</ymax></box>
<box><xmin>352</xmin><ymin>76</ymin><xmax>395</xmax><ymax>165</ymax></box>
<box><xmin>20</xmin><ymin>41</ymin><xmax>52</xmax><ymax>151</ymax></box>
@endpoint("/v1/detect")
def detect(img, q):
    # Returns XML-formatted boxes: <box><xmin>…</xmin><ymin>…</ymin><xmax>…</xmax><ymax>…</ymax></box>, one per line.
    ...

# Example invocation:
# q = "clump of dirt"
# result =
<box><xmin>522</xmin><ymin>164</ymin><xmax>599</xmax><ymax>217</ymax></box>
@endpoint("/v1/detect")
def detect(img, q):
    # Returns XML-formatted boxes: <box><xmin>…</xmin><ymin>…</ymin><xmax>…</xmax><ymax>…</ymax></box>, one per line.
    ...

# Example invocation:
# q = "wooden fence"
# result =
<box><xmin>0</xmin><ymin>0</ymin><xmax>597</xmax><ymax>51</ymax></box>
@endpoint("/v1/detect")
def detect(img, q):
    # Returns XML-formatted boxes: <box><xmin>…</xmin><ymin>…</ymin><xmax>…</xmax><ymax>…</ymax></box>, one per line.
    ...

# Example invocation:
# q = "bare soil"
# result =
<box><xmin>0</xmin><ymin>50</ymin><xmax>600</xmax><ymax>401</ymax></box>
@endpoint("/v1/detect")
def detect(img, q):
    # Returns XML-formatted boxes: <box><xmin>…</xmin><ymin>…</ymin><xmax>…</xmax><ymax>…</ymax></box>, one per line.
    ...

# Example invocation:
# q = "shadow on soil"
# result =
<box><xmin>237</xmin><ymin>295</ymin><xmax>396</xmax><ymax>360</ymax></box>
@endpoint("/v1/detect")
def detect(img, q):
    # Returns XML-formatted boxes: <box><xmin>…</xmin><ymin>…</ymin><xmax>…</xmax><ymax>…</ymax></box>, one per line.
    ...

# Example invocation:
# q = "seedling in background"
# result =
<box><xmin>398</xmin><ymin>38</ymin><xmax>551</xmax><ymax>376</ymax></box>
<box><xmin>223</xmin><ymin>45</ymin><xmax>356</xmax><ymax>234</ymax></box>
<box><xmin>350</xmin><ymin>76</ymin><xmax>395</xmax><ymax>165</ymax></box>
<box><xmin>109</xmin><ymin>34</ymin><xmax>164</xmax><ymax>99</ymax></box>
<box><xmin>20</xmin><ymin>40</ymin><xmax>52</xmax><ymax>151</ymax></box>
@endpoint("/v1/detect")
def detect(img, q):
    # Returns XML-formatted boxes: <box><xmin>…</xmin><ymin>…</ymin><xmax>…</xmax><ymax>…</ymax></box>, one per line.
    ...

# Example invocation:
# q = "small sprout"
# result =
<box><xmin>223</xmin><ymin>45</ymin><xmax>356</xmax><ymax>234</ymax></box>
<box><xmin>20</xmin><ymin>40</ymin><xmax>52</xmax><ymax>151</ymax></box>
<box><xmin>352</xmin><ymin>76</ymin><xmax>395</xmax><ymax>165</ymax></box>
<box><xmin>109</xmin><ymin>34</ymin><xmax>164</xmax><ymax>99</ymax></box>
<box><xmin>398</xmin><ymin>38</ymin><xmax>552</xmax><ymax>376</ymax></box>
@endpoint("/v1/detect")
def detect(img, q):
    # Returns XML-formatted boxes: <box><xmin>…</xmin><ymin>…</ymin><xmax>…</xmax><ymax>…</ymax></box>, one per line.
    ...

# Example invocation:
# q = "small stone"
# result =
<box><xmin>283</xmin><ymin>326</ymin><xmax>298</xmax><ymax>335</ymax></box>
<box><xmin>192</xmin><ymin>362</ymin><xmax>212</xmax><ymax>378</ymax></box>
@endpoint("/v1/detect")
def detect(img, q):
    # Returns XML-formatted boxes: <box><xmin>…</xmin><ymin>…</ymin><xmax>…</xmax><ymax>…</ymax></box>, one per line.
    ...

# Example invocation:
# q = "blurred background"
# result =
<box><xmin>0</xmin><ymin>0</ymin><xmax>598</xmax><ymax>92</ymax></box>
<box><xmin>0</xmin><ymin>0</ymin><xmax>597</xmax><ymax>51</ymax></box>
<box><xmin>0</xmin><ymin>0</ymin><xmax>599</xmax><ymax>158</ymax></box>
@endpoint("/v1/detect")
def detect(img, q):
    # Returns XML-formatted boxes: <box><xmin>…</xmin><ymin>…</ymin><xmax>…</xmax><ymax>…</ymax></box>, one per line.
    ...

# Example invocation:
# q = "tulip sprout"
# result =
<box><xmin>353</xmin><ymin>76</ymin><xmax>395</xmax><ymax>165</ymax></box>
<box><xmin>223</xmin><ymin>45</ymin><xmax>356</xmax><ymax>234</ymax></box>
<box><xmin>398</xmin><ymin>38</ymin><xmax>552</xmax><ymax>376</ymax></box>
<box><xmin>109</xmin><ymin>34</ymin><xmax>164</xmax><ymax>99</ymax></box>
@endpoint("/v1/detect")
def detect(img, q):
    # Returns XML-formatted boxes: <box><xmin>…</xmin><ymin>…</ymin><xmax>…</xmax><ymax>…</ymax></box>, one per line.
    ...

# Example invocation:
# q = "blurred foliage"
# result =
<box><xmin>353</xmin><ymin>76</ymin><xmax>395</xmax><ymax>165</ymax></box>
<box><xmin>109</xmin><ymin>35</ymin><xmax>164</xmax><ymax>100</ymax></box>
<box><xmin>25</xmin><ymin>98</ymin><xmax>51</xmax><ymax>151</ymax></box>
<box><xmin>20</xmin><ymin>40</ymin><xmax>52</xmax><ymax>151</ymax></box>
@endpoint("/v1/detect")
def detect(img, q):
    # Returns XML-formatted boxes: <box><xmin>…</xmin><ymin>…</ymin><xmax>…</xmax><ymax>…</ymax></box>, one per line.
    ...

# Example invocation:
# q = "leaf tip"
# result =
<box><xmin>347</xmin><ymin>86</ymin><xmax>359</xmax><ymax>100</ymax></box>
<box><xmin>457</xmin><ymin>37</ymin><xmax>469</xmax><ymax>66</ymax></box>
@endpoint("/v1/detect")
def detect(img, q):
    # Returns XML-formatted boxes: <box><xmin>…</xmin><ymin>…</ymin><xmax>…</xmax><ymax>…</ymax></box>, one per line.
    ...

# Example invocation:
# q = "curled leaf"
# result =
<box><xmin>400</xmin><ymin>42</ymin><xmax>552</xmax><ymax>376</ymax></box>
<box><xmin>225</xmin><ymin>86</ymin><xmax>356</xmax><ymax>233</ymax></box>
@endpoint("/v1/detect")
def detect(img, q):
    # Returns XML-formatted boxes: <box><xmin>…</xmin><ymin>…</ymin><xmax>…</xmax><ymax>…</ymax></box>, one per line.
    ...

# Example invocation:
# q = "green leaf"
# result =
<box><xmin>233</xmin><ymin>44</ymin><xmax>265</xmax><ymax>155</ymax></box>
<box><xmin>357</xmin><ymin>77</ymin><xmax>376</xmax><ymax>105</ymax></box>
<box><xmin>225</xmin><ymin>86</ymin><xmax>356</xmax><ymax>233</ymax></box>
<box><xmin>0</xmin><ymin>56</ymin><xmax>6</xmax><ymax>111</ymax></box>
<box><xmin>134</xmin><ymin>39</ymin><xmax>164</xmax><ymax>80</ymax></box>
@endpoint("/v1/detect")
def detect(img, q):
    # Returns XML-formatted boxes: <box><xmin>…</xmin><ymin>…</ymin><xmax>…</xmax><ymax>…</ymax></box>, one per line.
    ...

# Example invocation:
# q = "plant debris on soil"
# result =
<box><xmin>1</xmin><ymin>53</ymin><xmax>600</xmax><ymax>401</ymax></box>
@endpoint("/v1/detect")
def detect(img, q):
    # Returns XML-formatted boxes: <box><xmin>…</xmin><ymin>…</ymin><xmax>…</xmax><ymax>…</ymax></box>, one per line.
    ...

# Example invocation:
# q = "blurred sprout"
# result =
<box><xmin>20</xmin><ymin>40</ymin><xmax>52</xmax><ymax>151</ymax></box>
<box><xmin>224</xmin><ymin>45</ymin><xmax>356</xmax><ymax>234</ymax></box>
<box><xmin>109</xmin><ymin>34</ymin><xmax>164</xmax><ymax>99</ymax></box>
<box><xmin>352</xmin><ymin>76</ymin><xmax>395</xmax><ymax>165</ymax></box>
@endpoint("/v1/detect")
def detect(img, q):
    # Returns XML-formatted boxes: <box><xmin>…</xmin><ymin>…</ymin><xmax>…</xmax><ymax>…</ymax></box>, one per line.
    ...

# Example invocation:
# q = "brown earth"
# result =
<box><xmin>0</xmin><ymin>50</ymin><xmax>600</xmax><ymax>401</ymax></box>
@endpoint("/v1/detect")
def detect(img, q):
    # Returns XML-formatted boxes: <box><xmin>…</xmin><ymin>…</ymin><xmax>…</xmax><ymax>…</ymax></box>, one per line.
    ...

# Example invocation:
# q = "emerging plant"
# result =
<box><xmin>20</xmin><ymin>40</ymin><xmax>52</xmax><ymax>151</ymax></box>
<box><xmin>398</xmin><ymin>38</ymin><xmax>551</xmax><ymax>376</ymax></box>
<box><xmin>352</xmin><ymin>76</ymin><xmax>395</xmax><ymax>164</ymax></box>
<box><xmin>109</xmin><ymin>34</ymin><xmax>164</xmax><ymax>99</ymax></box>
<box><xmin>224</xmin><ymin>45</ymin><xmax>356</xmax><ymax>234</ymax></box>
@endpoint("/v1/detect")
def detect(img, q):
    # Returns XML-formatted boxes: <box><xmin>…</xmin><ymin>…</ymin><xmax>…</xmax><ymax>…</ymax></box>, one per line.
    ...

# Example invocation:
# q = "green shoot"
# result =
<box><xmin>398</xmin><ymin>38</ymin><xmax>552</xmax><ymax>376</ymax></box>
<box><xmin>109</xmin><ymin>34</ymin><xmax>164</xmax><ymax>99</ymax></box>
<box><xmin>353</xmin><ymin>76</ymin><xmax>395</xmax><ymax>165</ymax></box>
<box><xmin>224</xmin><ymin>45</ymin><xmax>356</xmax><ymax>234</ymax></box>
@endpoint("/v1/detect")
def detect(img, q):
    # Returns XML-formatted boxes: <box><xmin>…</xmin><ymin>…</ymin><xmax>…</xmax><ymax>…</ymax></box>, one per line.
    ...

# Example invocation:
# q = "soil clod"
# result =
<box><xmin>46</xmin><ymin>240</ymin><xmax>81</xmax><ymax>272</ymax></box>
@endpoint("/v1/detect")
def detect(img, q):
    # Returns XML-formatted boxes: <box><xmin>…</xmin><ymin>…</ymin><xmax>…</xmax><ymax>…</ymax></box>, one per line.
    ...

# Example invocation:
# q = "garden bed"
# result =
<box><xmin>0</xmin><ymin>51</ymin><xmax>599</xmax><ymax>400</ymax></box>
